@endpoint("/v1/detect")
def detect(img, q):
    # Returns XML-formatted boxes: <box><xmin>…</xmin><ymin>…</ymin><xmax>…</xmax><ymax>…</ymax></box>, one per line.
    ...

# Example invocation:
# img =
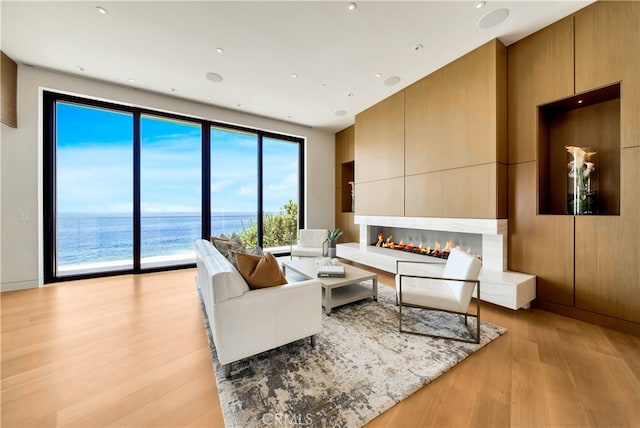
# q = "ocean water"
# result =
<box><xmin>57</xmin><ymin>213</ymin><xmax>257</xmax><ymax>266</ymax></box>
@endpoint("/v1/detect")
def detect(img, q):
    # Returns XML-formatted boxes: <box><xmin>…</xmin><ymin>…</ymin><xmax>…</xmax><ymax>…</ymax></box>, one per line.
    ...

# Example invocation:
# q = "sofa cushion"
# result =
<box><xmin>211</xmin><ymin>233</ymin><xmax>247</xmax><ymax>267</ymax></box>
<box><xmin>235</xmin><ymin>252</ymin><xmax>288</xmax><ymax>289</ymax></box>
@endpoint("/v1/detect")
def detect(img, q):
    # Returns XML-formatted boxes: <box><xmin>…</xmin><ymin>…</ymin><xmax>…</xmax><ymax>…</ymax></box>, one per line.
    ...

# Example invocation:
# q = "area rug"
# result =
<box><xmin>197</xmin><ymin>283</ymin><xmax>506</xmax><ymax>428</ymax></box>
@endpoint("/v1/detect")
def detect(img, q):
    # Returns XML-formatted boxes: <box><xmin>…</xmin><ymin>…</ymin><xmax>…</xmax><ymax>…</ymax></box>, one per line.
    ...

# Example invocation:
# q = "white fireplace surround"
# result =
<box><xmin>357</xmin><ymin>215</ymin><xmax>507</xmax><ymax>271</ymax></box>
<box><xmin>336</xmin><ymin>215</ymin><xmax>536</xmax><ymax>310</ymax></box>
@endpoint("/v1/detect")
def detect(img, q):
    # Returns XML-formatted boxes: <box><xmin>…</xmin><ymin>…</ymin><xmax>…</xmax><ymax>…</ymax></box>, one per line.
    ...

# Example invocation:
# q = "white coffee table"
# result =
<box><xmin>282</xmin><ymin>258</ymin><xmax>378</xmax><ymax>315</ymax></box>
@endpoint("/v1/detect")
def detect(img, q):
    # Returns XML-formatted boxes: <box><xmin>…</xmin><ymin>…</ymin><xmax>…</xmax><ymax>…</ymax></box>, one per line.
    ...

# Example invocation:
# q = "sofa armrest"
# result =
<box><xmin>212</xmin><ymin>279</ymin><xmax>322</xmax><ymax>365</ymax></box>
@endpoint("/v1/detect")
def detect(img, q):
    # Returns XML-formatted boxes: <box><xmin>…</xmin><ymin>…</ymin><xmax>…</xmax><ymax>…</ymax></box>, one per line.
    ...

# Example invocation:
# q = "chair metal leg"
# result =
<box><xmin>224</xmin><ymin>363</ymin><xmax>231</xmax><ymax>378</ymax></box>
<box><xmin>310</xmin><ymin>334</ymin><xmax>317</xmax><ymax>347</ymax></box>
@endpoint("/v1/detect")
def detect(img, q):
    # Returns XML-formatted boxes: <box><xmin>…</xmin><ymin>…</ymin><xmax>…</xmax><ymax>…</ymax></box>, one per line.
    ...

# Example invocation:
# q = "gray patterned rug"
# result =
<box><xmin>197</xmin><ymin>283</ymin><xmax>506</xmax><ymax>428</ymax></box>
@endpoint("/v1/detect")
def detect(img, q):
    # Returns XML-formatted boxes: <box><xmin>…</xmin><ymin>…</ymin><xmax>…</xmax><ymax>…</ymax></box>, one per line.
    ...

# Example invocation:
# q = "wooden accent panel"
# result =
<box><xmin>355</xmin><ymin>91</ymin><xmax>404</xmax><ymax>183</ymax></box>
<box><xmin>541</xmin><ymin>98</ymin><xmax>621</xmax><ymax>215</ymax></box>
<box><xmin>575</xmin><ymin>147</ymin><xmax>640</xmax><ymax>323</ymax></box>
<box><xmin>1</xmin><ymin>51</ymin><xmax>17</xmax><ymax>128</ymax></box>
<box><xmin>347</xmin><ymin>212</ymin><xmax>359</xmax><ymax>243</ymax></box>
<box><xmin>507</xmin><ymin>16</ymin><xmax>574</xmax><ymax>164</ymax></box>
<box><xmin>405</xmin><ymin>39</ymin><xmax>505</xmax><ymax>175</ymax></box>
<box><xmin>335</xmin><ymin>125</ymin><xmax>357</xmax><ymax>242</ymax></box>
<box><xmin>356</xmin><ymin>178</ymin><xmax>404</xmax><ymax>217</ymax></box>
<box><xmin>575</xmin><ymin>1</ymin><xmax>640</xmax><ymax>149</ymax></box>
<box><xmin>335</xmin><ymin>211</ymin><xmax>350</xmax><ymax>244</ymax></box>
<box><xmin>335</xmin><ymin>127</ymin><xmax>350</xmax><ymax>189</ymax></box>
<box><xmin>508</xmin><ymin>162</ymin><xmax>574</xmax><ymax>306</ymax></box>
<box><xmin>405</xmin><ymin>163</ymin><xmax>500</xmax><ymax>219</ymax></box>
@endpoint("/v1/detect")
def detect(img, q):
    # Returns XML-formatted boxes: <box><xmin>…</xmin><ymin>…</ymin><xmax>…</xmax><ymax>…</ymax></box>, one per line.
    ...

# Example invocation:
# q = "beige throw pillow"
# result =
<box><xmin>235</xmin><ymin>252</ymin><xmax>288</xmax><ymax>289</ymax></box>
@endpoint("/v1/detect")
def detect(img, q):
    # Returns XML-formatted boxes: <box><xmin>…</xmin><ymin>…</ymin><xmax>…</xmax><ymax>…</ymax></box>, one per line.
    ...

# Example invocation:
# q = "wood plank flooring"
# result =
<box><xmin>2</xmin><ymin>267</ymin><xmax>639</xmax><ymax>427</ymax></box>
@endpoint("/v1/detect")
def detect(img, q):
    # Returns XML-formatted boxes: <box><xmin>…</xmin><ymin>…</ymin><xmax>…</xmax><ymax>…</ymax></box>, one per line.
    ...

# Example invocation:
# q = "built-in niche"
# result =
<box><xmin>341</xmin><ymin>161</ymin><xmax>354</xmax><ymax>213</ymax></box>
<box><xmin>538</xmin><ymin>83</ymin><xmax>621</xmax><ymax>215</ymax></box>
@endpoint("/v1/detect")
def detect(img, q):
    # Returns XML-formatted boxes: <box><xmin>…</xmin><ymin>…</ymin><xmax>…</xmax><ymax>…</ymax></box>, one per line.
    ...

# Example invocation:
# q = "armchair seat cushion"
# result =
<box><xmin>291</xmin><ymin>247</ymin><xmax>324</xmax><ymax>257</ymax></box>
<box><xmin>399</xmin><ymin>277</ymin><xmax>466</xmax><ymax>313</ymax></box>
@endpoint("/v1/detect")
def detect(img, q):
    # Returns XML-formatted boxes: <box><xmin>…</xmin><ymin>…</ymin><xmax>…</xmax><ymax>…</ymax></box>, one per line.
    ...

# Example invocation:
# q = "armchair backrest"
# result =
<box><xmin>443</xmin><ymin>248</ymin><xmax>482</xmax><ymax>305</ymax></box>
<box><xmin>298</xmin><ymin>229</ymin><xmax>328</xmax><ymax>248</ymax></box>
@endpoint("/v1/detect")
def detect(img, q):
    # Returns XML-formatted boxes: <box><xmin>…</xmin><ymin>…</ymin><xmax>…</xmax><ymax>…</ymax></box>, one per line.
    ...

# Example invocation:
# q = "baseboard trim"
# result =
<box><xmin>533</xmin><ymin>299</ymin><xmax>640</xmax><ymax>337</ymax></box>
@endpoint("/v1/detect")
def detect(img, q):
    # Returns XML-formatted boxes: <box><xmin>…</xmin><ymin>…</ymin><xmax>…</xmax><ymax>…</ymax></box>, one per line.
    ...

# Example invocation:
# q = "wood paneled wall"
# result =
<box><xmin>1</xmin><ymin>51</ymin><xmax>18</xmax><ymax>128</ymax></box>
<box><xmin>507</xmin><ymin>1</ymin><xmax>639</xmax><ymax>334</ymax></box>
<box><xmin>575</xmin><ymin>1</ymin><xmax>639</xmax><ymax>149</ymax></box>
<box><xmin>354</xmin><ymin>39</ymin><xmax>507</xmax><ymax>220</ymax></box>
<box><xmin>335</xmin><ymin>125</ymin><xmax>359</xmax><ymax>243</ymax></box>
<box><xmin>354</xmin><ymin>91</ymin><xmax>404</xmax><ymax>184</ymax></box>
<box><xmin>507</xmin><ymin>16</ymin><xmax>574</xmax><ymax>164</ymax></box>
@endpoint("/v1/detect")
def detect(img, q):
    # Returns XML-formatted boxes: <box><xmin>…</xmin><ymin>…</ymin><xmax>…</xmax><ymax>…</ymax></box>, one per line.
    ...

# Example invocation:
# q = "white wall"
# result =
<box><xmin>0</xmin><ymin>65</ymin><xmax>335</xmax><ymax>291</ymax></box>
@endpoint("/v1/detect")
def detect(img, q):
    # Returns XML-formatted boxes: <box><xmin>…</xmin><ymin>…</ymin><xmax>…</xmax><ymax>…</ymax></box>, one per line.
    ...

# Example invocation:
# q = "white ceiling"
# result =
<box><xmin>1</xmin><ymin>0</ymin><xmax>593</xmax><ymax>133</ymax></box>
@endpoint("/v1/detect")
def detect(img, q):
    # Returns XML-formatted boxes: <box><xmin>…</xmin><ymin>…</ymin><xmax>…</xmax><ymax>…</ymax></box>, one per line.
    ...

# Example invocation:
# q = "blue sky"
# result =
<box><xmin>56</xmin><ymin>102</ymin><xmax>299</xmax><ymax>215</ymax></box>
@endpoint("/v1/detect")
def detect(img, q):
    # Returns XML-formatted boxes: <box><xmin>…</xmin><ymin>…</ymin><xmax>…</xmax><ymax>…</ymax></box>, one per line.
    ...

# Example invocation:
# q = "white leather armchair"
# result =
<box><xmin>396</xmin><ymin>248</ymin><xmax>482</xmax><ymax>343</ymax></box>
<box><xmin>290</xmin><ymin>229</ymin><xmax>328</xmax><ymax>258</ymax></box>
<box><xmin>196</xmin><ymin>239</ymin><xmax>322</xmax><ymax>376</ymax></box>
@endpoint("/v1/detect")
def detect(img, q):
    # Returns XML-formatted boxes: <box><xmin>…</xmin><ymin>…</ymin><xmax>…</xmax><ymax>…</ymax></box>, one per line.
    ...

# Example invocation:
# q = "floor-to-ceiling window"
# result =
<box><xmin>210</xmin><ymin>126</ymin><xmax>258</xmax><ymax>240</ymax></box>
<box><xmin>262</xmin><ymin>136</ymin><xmax>300</xmax><ymax>249</ymax></box>
<box><xmin>43</xmin><ymin>92</ymin><xmax>304</xmax><ymax>282</ymax></box>
<box><xmin>141</xmin><ymin>114</ymin><xmax>202</xmax><ymax>269</ymax></box>
<box><xmin>53</xmin><ymin>101</ymin><xmax>134</xmax><ymax>276</ymax></box>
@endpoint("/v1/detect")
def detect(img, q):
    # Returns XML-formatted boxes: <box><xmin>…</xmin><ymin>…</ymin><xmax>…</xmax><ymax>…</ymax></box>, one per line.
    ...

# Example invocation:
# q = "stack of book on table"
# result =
<box><xmin>317</xmin><ymin>264</ymin><xmax>345</xmax><ymax>278</ymax></box>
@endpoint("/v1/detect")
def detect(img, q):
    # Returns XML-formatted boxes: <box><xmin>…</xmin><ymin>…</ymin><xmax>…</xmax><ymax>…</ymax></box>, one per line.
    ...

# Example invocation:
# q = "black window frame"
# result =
<box><xmin>43</xmin><ymin>91</ymin><xmax>305</xmax><ymax>283</ymax></box>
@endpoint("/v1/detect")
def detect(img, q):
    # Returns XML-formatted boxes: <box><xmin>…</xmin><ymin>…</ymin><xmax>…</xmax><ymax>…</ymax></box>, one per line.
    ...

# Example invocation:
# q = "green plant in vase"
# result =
<box><xmin>566</xmin><ymin>145</ymin><xmax>597</xmax><ymax>215</ymax></box>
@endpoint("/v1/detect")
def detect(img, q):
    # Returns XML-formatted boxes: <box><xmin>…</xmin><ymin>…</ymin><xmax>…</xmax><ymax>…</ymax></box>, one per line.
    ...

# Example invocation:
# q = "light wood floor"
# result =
<box><xmin>2</xmin><ymin>267</ymin><xmax>639</xmax><ymax>427</ymax></box>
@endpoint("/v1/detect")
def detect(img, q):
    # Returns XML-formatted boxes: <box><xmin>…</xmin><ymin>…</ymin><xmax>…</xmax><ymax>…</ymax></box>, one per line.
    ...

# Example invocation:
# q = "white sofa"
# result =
<box><xmin>195</xmin><ymin>239</ymin><xmax>322</xmax><ymax>377</ymax></box>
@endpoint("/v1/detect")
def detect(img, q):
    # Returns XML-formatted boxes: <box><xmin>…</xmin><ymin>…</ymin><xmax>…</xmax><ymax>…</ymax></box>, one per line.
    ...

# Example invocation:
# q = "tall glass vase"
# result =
<box><xmin>567</xmin><ymin>147</ymin><xmax>598</xmax><ymax>215</ymax></box>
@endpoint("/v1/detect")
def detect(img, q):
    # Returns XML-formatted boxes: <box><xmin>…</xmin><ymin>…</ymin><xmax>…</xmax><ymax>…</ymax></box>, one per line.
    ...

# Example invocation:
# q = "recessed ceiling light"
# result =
<box><xmin>475</xmin><ymin>1</ymin><xmax>486</xmax><ymax>9</ymax></box>
<box><xmin>478</xmin><ymin>8</ymin><xmax>509</xmax><ymax>29</ymax></box>
<box><xmin>216</xmin><ymin>47</ymin><xmax>224</xmax><ymax>54</ymax></box>
<box><xmin>327</xmin><ymin>108</ymin><xmax>332</xmax><ymax>112</ymax></box>
<box><xmin>170</xmin><ymin>88</ymin><xmax>176</xmax><ymax>92</ymax></box>
<box><xmin>347</xmin><ymin>3</ymin><xmax>357</xmax><ymax>11</ymax></box>
<box><xmin>205</xmin><ymin>72</ymin><xmax>224</xmax><ymax>83</ymax></box>
<box><xmin>237</xmin><ymin>103</ymin><xmax>242</xmax><ymax>107</ymax></box>
<box><xmin>375</xmin><ymin>73</ymin><xmax>382</xmax><ymax>78</ymax></box>
<box><xmin>291</xmin><ymin>73</ymin><xmax>299</xmax><ymax>78</ymax></box>
<box><xmin>348</xmin><ymin>93</ymin><xmax>354</xmax><ymax>97</ymax></box>
<box><xmin>335</xmin><ymin>110</ymin><xmax>347</xmax><ymax>117</ymax></box>
<box><xmin>320</xmin><ymin>83</ymin><xmax>327</xmax><ymax>88</ymax></box>
<box><xmin>384</xmin><ymin>76</ymin><xmax>401</xmax><ymax>86</ymax></box>
<box><xmin>96</xmin><ymin>6</ymin><xmax>108</xmax><ymax>15</ymax></box>
<box><xmin>577</xmin><ymin>99</ymin><xmax>583</xmax><ymax>104</ymax></box>
<box><xmin>207</xmin><ymin>97</ymin><xmax>212</xmax><ymax>101</ymax></box>
<box><xmin>128</xmin><ymin>78</ymin><xmax>135</xmax><ymax>83</ymax></box>
<box><xmin>413</xmin><ymin>44</ymin><xmax>424</xmax><ymax>52</ymax></box>
<box><xmin>76</xmin><ymin>66</ymin><xmax>85</xmax><ymax>72</ymax></box>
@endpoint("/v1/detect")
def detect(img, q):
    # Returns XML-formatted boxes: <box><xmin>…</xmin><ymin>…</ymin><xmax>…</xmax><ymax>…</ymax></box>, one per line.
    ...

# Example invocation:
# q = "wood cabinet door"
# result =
<box><xmin>507</xmin><ymin>16</ymin><xmax>574</xmax><ymax>164</ymax></box>
<box><xmin>354</xmin><ymin>91</ymin><xmax>404</xmax><ymax>184</ymax></box>
<box><xmin>574</xmin><ymin>147</ymin><xmax>640</xmax><ymax>323</ymax></box>
<box><xmin>508</xmin><ymin>162</ymin><xmax>575</xmax><ymax>306</ymax></box>
<box><xmin>575</xmin><ymin>1</ymin><xmax>639</xmax><ymax>149</ymax></box>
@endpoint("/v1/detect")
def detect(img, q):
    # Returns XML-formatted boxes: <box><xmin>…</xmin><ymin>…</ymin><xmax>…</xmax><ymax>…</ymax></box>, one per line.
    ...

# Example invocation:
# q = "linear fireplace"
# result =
<box><xmin>336</xmin><ymin>215</ymin><xmax>536</xmax><ymax>310</ymax></box>
<box><xmin>355</xmin><ymin>215</ymin><xmax>506</xmax><ymax>271</ymax></box>
<box><xmin>369</xmin><ymin>226</ymin><xmax>483</xmax><ymax>260</ymax></box>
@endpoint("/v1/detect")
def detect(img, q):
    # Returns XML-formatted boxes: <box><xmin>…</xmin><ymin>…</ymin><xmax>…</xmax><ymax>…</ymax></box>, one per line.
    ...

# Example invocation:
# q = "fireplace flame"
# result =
<box><xmin>373</xmin><ymin>234</ymin><xmax>481</xmax><ymax>260</ymax></box>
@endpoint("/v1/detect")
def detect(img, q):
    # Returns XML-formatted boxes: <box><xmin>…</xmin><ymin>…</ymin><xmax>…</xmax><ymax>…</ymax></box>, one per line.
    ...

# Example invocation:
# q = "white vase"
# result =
<box><xmin>328</xmin><ymin>246</ymin><xmax>337</xmax><ymax>258</ymax></box>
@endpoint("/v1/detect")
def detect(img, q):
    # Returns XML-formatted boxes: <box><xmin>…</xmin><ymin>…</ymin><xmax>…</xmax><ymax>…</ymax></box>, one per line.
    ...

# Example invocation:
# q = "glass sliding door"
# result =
<box><xmin>262</xmin><ymin>137</ymin><xmax>300</xmax><ymax>251</ymax></box>
<box><xmin>45</xmin><ymin>91</ymin><xmax>305</xmax><ymax>281</ymax></box>
<box><xmin>140</xmin><ymin>115</ymin><xmax>202</xmax><ymax>268</ymax></box>
<box><xmin>210</xmin><ymin>127</ymin><xmax>258</xmax><ymax>244</ymax></box>
<box><xmin>55</xmin><ymin>102</ymin><xmax>134</xmax><ymax>276</ymax></box>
